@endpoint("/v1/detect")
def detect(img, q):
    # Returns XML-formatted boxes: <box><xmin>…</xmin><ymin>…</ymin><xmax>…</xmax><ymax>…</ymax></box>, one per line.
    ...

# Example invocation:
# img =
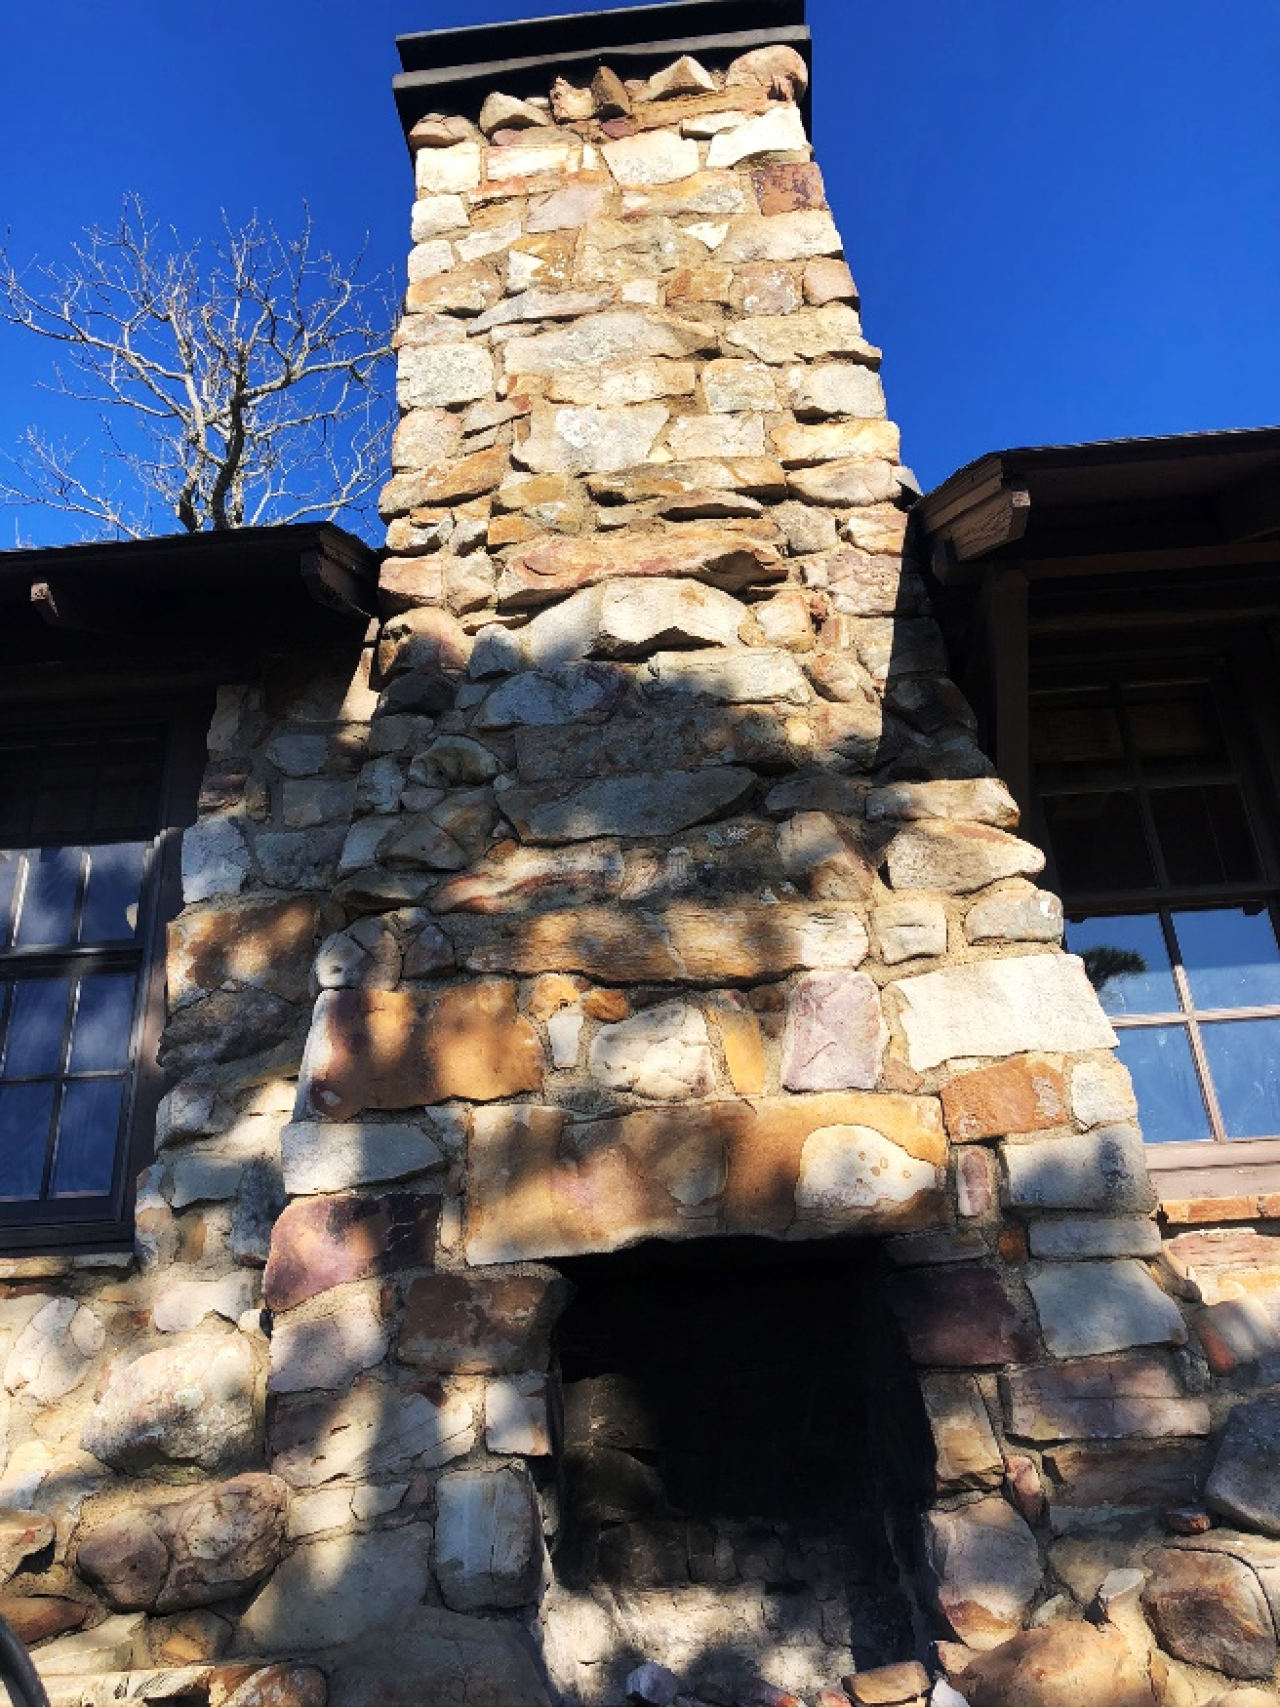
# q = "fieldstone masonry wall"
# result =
<box><xmin>0</xmin><ymin>26</ymin><xmax>1279</xmax><ymax>1707</ymax></box>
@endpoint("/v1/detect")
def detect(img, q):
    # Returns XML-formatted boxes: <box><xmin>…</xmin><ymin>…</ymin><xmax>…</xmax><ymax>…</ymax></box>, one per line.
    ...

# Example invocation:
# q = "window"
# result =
<box><xmin>1032</xmin><ymin>672</ymin><xmax>1280</xmax><ymax>1159</ymax></box>
<box><xmin>0</xmin><ymin>720</ymin><xmax>194</xmax><ymax>1247</ymax></box>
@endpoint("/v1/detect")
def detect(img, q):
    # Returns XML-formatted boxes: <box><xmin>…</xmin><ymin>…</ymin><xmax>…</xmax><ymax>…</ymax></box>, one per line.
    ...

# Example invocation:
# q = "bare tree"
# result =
<box><xmin>0</xmin><ymin>195</ymin><xmax>394</xmax><ymax>540</ymax></box>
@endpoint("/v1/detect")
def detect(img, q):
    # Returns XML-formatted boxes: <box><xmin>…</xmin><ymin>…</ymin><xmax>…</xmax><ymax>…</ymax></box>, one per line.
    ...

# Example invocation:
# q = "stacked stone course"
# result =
<box><xmin>0</xmin><ymin>26</ymin><xmax>1278</xmax><ymax>1707</ymax></box>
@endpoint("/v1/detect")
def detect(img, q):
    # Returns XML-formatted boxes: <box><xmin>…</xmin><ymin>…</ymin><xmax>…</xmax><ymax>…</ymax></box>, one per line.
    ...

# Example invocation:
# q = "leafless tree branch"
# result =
<box><xmin>0</xmin><ymin>194</ymin><xmax>395</xmax><ymax>540</ymax></box>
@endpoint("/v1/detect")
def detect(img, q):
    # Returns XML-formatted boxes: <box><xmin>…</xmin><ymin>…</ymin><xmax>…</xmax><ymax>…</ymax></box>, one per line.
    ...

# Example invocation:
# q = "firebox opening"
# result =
<box><xmin>547</xmin><ymin>1237</ymin><xmax>933</xmax><ymax>1698</ymax></box>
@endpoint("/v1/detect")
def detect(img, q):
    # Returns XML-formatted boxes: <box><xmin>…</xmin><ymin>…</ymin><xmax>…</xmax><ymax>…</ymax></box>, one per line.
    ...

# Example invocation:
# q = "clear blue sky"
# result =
<box><xmin>1</xmin><ymin>0</ymin><xmax>1278</xmax><ymax>546</ymax></box>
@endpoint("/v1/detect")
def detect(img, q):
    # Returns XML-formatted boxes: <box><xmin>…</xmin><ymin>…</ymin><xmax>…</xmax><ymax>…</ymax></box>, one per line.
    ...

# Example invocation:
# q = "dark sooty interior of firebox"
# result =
<box><xmin>551</xmin><ymin>1237</ymin><xmax>932</xmax><ymax>1668</ymax></box>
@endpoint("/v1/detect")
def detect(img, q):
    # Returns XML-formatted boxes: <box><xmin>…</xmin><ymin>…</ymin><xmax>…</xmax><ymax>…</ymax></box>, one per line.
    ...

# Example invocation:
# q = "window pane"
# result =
<box><xmin>80</xmin><ymin>843</ymin><xmax>147</xmax><ymax>943</ymax></box>
<box><xmin>1126</xmin><ymin>685</ymin><xmax>1228</xmax><ymax>777</ymax></box>
<box><xmin>0</xmin><ymin>1083</ymin><xmax>55</xmax><ymax>1199</ymax></box>
<box><xmin>14</xmin><ymin>846</ymin><xmax>83</xmax><ymax>948</ymax></box>
<box><xmin>1031</xmin><ymin>698</ymin><xmax>1127</xmax><ymax>786</ymax></box>
<box><xmin>1173</xmin><ymin>907</ymin><xmax>1280</xmax><ymax>1011</ymax></box>
<box><xmin>1114</xmin><ymin>1026</ymin><xmax>1212</xmax><ymax>1143</ymax></box>
<box><xmin>1066</xmin><ymin>914</ymin><xmax>1179</xmax><ymax>1015</ymax></box>
<box><xmin>3</xmin><ymin>978</ymin><xmax>71</xmax><ymax>1078</ymax></box>
<box><xmin>69</xmin><ymin>973</ymin><xmax>136</xmax><ymax>1074</ymax></box>
<box><xmin>1044</xmin><ymin>792</ymin><xmax>1156</xmax><ymax>893</ymax></box>
<box><xmin>1151</xmin><ymin>784</ymin><xmax>1258</xmax><ymax>885</ymax></box>
<box><xmin>1202</xmin><ymin>1018</ymin><xmax>1280</xmax><ymax>1139</ymax></box>
<box><xmin>50</xmin><ymin>1079</ymin><xmax>122</xmax><ymax>1197</ymax></box>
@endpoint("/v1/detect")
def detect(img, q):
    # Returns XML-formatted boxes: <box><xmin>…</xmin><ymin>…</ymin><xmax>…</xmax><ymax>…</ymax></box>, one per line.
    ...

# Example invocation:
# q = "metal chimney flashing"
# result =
<box><xmin>393</xmin><ymin>0</ymin><xmax>810</xmax><ymax>137</ymax></box>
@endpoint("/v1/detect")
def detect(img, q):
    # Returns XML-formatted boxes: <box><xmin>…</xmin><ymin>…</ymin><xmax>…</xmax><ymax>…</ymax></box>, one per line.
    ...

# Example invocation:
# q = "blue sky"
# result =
<box><xmin>1</xmin><ymin>0</ymin><xmax>1278</xmax><ymax>545</ymax></box>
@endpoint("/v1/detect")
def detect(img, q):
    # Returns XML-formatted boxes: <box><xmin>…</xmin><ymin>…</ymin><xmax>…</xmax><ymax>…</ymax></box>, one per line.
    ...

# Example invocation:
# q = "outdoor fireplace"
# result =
<box><xmin>542</xmin><ymin>1238</ymin><xmax>930</xmax><ymax>1702</ymax></box>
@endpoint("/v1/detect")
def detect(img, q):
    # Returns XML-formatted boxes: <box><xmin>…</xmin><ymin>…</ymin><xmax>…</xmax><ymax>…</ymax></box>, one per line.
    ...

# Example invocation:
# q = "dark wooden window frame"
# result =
<box><xmin>0</xmin><ymin>698</ymin><xmax>209</xmax><ymax>1254</ymax></box>
<box><xmin>1029</xmin><ymin>657</ymin><xmax>1280</xmax><ymax>1176</ymax></box>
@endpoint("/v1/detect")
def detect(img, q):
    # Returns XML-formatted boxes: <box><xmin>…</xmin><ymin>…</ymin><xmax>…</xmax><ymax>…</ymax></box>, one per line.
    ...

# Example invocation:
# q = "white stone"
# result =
<box><xmin>707</xmin><ymin>105</ymin><xmax>809</xmax><ymax>167</ymax></box>
<box><xmin>602</xmin><ymin>130</ymin><xmax>700</xmax><ymax>186</ymax></box>
<box><xmin>965</xmin><ymin>881</ymin><xmax>1063</xmax><ymax>944</ymax></box>
<box><xmin>434</xmin><ymin>1467</ymin><xmax>543</xmax><ymax>1611</ymax></box>
<box><xmin>478</xmin><ymin>91</ymin><xmax>550</xmax><ymax>134</ymax></box>
<box><xmin>666</xmin><ymin>413</ymin><xmax>766</xmax><ymax>458</ymax></box>
<box><xmin>547</xmin><ymin>1008</ymin><xmax>584</xmax><ymax>1070</ymax></box>
<box><xmin>784</xmin><ymin>362</ymin><xmax>885</xmax><ymax>419</ymax></box>
<box><xmin>886</xmin><ymin>821</ymin><xmax>1044</xmax><ymax>894</ymax></box>
<box><xmin>269</xmin><ymin>1294</ymin><xmax>390</xmax><ymax>1393</ymax></box>
<box><xmin>782</xmin><ymin>971</ymin><xmax>886</xmax><ymax>1091</ymax></box>
<box><xmin>337</xmin><ymin>815</ymin><xmax>395</xmax><ymax>876</ymax></box>
<box><xmin>38</xmin><ymin>1612</ymin><xmax>147</xmax><ymax>1678</ymax></box>
<box><xmin>4</xmin><ymin>1298</ymin><xmax>104</xmax><ymax>1402</ymax></box>
<box><xmin>868</xmin><ymin>778</ymin><xmax>1019</xmax><ymax>827</ymax></box>
<box><xmin>639</xmin><ymin>648</ymin><xmax>809</xmax><ymax>705</ymax></box>
<box><xmin>286</xmin><ymin>1485</ymin><xmax>353</xmax><ymax>1540</ymax></box>
<box><xmin>588</xmin><ymin>1001</ymin><xmax>714</xmax><ymax>1100</ymax></box>
<box><xmin>503</xmin><ymin>309</ymin><xmax>713</xmax><ymax>378</ymax></box>
<box><xmin>153</xmin><ymin>1274</ymin><xmax>256</xmax><ymax>1334</ymax></box>
<box><xmin>515</xmin><ymin>402</ymin><xmax>669</xmax><ymax>475</ymax></box>
<box><xmin>351</xmin><ymin>1482</ymin><xmax>408</xmax><ymax>1521</ymax></box>
<box><xmin>181</xmin><ymin>817</ymin><xmax>249</xmax><ymax>904</ymax></box>
<box><xmin>487</xmin><ymin>141</ymin><xmax>573</xmax><ymax>179</ymax></box>
<box><xmin>415</xmin><ymin>141</ymin><xmax>482</xmax><ymax>194</ymax></box>
<box><xmin>240</xmin><ymin>1525</ymin><xmax>431</xmax><ymax>1650</ymax></box>
<box><xmin>1070</xmin><ymin>1057</ymin><xmax>1138</xmax><ymax>1128</ymax></box>
<box><xmin>485</xmin><ymin>1374</ymin><xmax>551</xmax><ymax>1455</ymax></box>
<box><xmin>702</xmin><ymin>359</ymin><xmax>778</xmax><ymax>413</ymax></box>
<box><xmin>457</xmin><ymin>217</ymin><xmax>523</xmax><ymax>263</ymax></box>
<box><xmin>522</xmin><ymin>577</ymin><xmax>749</xmax><ymax>669</ymax></box>
<box><xmin>892</xmin><ymin>954</ymin><xmax>1116</xmax><ymax>1070</ymax></box>
<box><xmin>923</xmin><ymin>1498</ymin><xmax>1042</xmax><ymax>1650</ymax></box>
<box><xmin>411</xmin><ymin>194</ymin><xmax>469</xmax><ymax>240</ymax></box>
<box><xmin>795</xmin><ymin>1126</ymin><xmax>938</xmax><ymax>1225</ymax></box>
<box><xmin>1028</xmin><ymin>1216</ymin><xmax>1162</xmax><ymax>1259</ymax></box>
<box><xmin>874</xmin><ymin>898</ymin><xmax>948</xmax><ymax>964</ymax></box>
<box><xmin>1002</xmin><ymin>1124</ymin><xmax>1156</xmax><ymax>1214</ymax></box>
<box><xmin>1027</xmin><ymin>1260</ymin><xmax>1188</xmax><ymax>1356</ymax></box>
<box><xmin>718</xmin><ymin>211</ymin><xmax>842</xmax><ymax>268</ymax></box>
<box><xmin>271</xmin><ymin>1382</ymin><xmax>476</xmax><ymax>1488</ymax></box>
<box><xmin>407</xmin><ymin>239</ymin><xmax>453</xmax><ymax>281</ymax></box>
<box><xmin>280</xmin><ymin>1118</ymin><xmax>453</xmax><ymax>1194</ymax></box>
<box><xmin>397</xmin><ymin>341</ymin><xmax>495</xmax><ymax>410</ymax></box>
<box><xmin>168</xmin><ymin>1149</ymin><xmax>249</xmax><ymax>1208</ymax></box>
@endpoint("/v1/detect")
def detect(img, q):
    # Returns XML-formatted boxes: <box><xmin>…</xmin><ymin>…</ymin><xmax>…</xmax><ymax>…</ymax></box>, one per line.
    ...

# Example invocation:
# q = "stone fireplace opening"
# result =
<box><xmin>543</xmin><ymin>1236</ymin><xmax>933</xmax><ymax>1702</ymax></box>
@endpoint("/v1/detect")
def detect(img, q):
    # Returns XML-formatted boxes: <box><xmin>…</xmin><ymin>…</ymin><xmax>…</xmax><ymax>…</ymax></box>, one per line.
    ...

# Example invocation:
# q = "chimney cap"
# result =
<box><xmin>393</xmin><ymin>0</ymin><xmax>809</xmax><ymax>139</ymax></box>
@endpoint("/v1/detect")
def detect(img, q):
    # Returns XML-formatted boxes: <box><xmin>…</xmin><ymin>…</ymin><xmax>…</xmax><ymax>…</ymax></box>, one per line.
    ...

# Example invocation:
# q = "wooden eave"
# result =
<box><xmin>916</xmin><ymin>426</ymin><xmax>1280</xmax><ymax>589</ymax></box>
<box><xmin>0</xmin><ymin>523</ymin><xmax>380</xmax><ymax>705</ymax></box>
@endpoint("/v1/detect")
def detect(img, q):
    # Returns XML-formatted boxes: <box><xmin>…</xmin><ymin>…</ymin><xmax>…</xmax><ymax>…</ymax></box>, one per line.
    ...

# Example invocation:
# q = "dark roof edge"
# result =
<box><xmin>0</xmin><ymin>522</ymin><xmax>380</xmax><ymax>621</ymax></box>
<box><xmin>918</xmin><ymin>423</ymin><xmax>1280</xmax><ymax>536</ymax></box>
<box><xmin>392</xmin><ymin>2</ymin><xmax>809</xmax><ymax>136</ymax></box>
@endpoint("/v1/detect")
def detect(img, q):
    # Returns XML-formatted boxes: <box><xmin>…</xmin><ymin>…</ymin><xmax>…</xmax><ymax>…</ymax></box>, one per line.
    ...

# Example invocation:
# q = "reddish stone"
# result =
<box><xmin>0</xmin><ymin>1594</ymin><xmax>88</xmax><ymax>1645</ymax></box>
<box><xmin>1003</xmin><ymin>1454</ymin><xmax>1045</xmax><ymax>1526</ymax></box>
<box><xmin>398</xmin><ymin>1271</ymin><xmax>572</xmax><ymax>1374</ymax></box>
<box><xmin>751</xmin><ymin>162</ymin><xmax>827</xmax><ymax>214</ymax></box>
<box><xmin>956</xmin><ymin>1148</ymin><xmax>995</xmax><ymax>1219</ymax></box>
<box><xmin>1165</xmin><ymin>1506</ymin><xmax>1214</xmax><ymax>1535</ymax></box>
<box><xmin>1043</xmin><ymin>1441</ymin><xmax>1207</xmax><ymax>1508</ymax></box>
<box><xmin>1143</xmin><ymin>1547</ymin><xmax>1277</xmax><ymax>1678</ymax></box>
<box><xmin>997</xmin><ymin>1224</ymin><xmax>1029</xmax><ymax>1265</ymax></box>
<box><xmin>735</xmin><ymin>264</ymin><xmax>802</xmax><ymax>316</ymax></box>
<box><xmin>299</xmin><ymin>983</ymin><xmax>545</xmax><ymax>1121</ymax></box>
<box><xmin>264</xmin><ymin>1193</ymin><xmax>440</xmax><ymax>1312</ymax></box>
<box><xmin>223</xmin><ymin>1664</ymin><xmax>329</xmax><ymax>1707</ymax></box>
<box><xmin>888</xmin><ymin>1266</ymin><xmax>1037</xmax><ymax>1367</ymax></box>
<box><xmin>1000</xmin><ymin>1350</ymin><xmax>1211</xmax><ymax>1443</ymax></box>
<box><xmin>941</xmin><ymin>1055</ymin><xmax>1066</xmax><ymax>1142</ymax></box>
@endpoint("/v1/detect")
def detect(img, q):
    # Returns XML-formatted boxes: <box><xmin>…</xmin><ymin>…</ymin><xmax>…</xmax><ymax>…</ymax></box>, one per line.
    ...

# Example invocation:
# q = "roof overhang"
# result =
<box><xmin>393</xmin><ymin>0</ymin><xmax>810</xmax><ymax>137</ymax></box>
<box><xmin>915</xmin><ymin>426</ymin><xmax>1280</xmax><ymax>587</ymax></box>
<box><xmin>0</xmin><ymin>524</ymin><xmax>380</xmax><ymax>703</ymax></box>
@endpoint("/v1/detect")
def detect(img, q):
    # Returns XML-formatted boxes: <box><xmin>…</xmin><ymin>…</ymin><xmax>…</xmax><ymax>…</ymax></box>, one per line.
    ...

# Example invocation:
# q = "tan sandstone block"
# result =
<box><xmin>941</xmin><ymin>1055</ymin><xmax>1068</xmax><ymax>1142</ymax></box>
<box><xmin>500</xmin><ymin>526</ymin><xmax>783</xmax><ymax>603</ymax></box>
<box><xmin>168</xmin><ymin>897</ymin><xmax>319</xmax><ymax>1007</ymax></box>
<box><xmin>709</xmin><ymin>998</ymin><xmax>768</xmax><ymax>1095</ymax></box>
<box><xmin>298</xmin><ymin>984</ymin><xmax>544</xmax><ymax>1120</ymax></box>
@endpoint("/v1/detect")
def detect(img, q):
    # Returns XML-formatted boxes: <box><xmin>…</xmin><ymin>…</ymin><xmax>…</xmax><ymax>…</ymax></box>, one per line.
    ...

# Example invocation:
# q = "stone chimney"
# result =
<box><xmin>289</xmin><ymin>5</ymin><xmax>1208</xmax><ymax>1699</ymax></box>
